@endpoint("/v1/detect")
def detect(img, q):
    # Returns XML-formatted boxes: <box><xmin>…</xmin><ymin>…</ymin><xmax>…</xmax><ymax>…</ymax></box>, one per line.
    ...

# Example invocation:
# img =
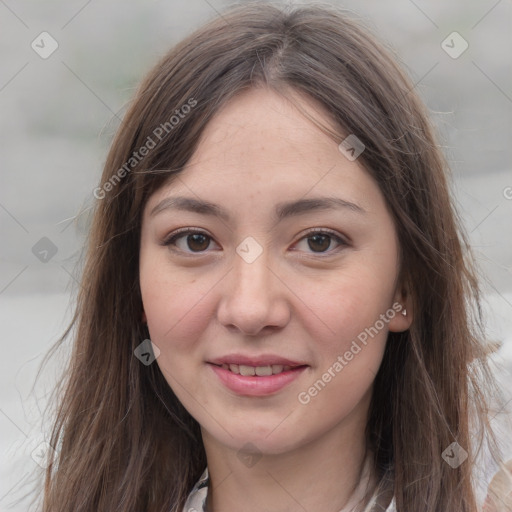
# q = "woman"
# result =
<box><xmin>38</xmin><ymin>2</ymin><xmax>510</xmax><ymax>511</ymax></box>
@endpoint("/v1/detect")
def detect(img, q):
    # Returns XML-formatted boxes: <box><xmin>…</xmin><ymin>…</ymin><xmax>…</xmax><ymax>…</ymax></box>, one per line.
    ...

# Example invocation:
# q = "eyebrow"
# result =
<box><xmin>150</xmin><ymin>195</ymin><xmax>366</xmax><ymax>221</ymax></box>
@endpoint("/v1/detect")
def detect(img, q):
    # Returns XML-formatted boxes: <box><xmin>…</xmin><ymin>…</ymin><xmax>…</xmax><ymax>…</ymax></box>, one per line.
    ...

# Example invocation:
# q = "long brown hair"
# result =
<box><xmin>36</xmin><ymin>2</ymin><xmax>502</xmax><ymax>510</ymax></box>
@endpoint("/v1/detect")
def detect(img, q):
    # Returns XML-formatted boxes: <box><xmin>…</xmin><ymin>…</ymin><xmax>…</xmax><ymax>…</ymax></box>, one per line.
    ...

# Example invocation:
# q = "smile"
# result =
<box><xmin>208</xmin><ymin>360</ymin><xmax>309</xmax><ymax>396</ymax></box>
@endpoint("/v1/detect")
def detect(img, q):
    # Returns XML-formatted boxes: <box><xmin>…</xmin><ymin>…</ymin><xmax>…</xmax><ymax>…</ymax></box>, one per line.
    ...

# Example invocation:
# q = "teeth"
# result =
<box><xmin>255</xmin><ymin>365</ymin><xmax>273</xmax><ymax>376</ymax></box>
<box><xmin>239</xmin><ymin>365</ymin><xmax>255</xmax><ymax>376</ymax></box>
<box><xmin>221</xmin><ymin>363</ymin><xmax>296</xmax><ymax>376</ymax></box>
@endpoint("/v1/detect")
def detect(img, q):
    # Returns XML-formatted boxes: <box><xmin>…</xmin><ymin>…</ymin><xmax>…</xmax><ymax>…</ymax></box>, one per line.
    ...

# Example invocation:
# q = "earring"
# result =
<box><xmin>401</xmin><ymin>307</ymin><xmax>407</xmax><ymax>316</ymax></box>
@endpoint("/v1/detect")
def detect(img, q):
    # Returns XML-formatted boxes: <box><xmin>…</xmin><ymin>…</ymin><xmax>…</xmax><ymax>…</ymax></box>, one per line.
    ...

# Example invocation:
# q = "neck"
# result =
<box><xmin>202</xmin><ymin>405</ymin><xmax>375</xmax><ymax>512</ymax></box>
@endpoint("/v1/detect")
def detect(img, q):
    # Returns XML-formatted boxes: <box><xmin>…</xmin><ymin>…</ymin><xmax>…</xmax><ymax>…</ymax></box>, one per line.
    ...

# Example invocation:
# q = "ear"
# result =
<box><xmin>388</xmin><ymin>286</ymin><xmax>413</xmax><ymax>333</ymax></box>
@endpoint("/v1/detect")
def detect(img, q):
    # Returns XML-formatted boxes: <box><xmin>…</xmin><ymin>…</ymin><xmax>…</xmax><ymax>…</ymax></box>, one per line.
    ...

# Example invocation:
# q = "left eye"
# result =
<box><xmin>294</xmin><ymin>230</ymin><xmax>346</xmax><ymax>254</ymax></box>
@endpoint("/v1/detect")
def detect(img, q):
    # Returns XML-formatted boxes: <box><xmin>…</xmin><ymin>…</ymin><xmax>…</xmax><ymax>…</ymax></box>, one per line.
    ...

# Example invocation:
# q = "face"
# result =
<box><xmin>139</xmin><ymin>87</ymin><xmax>412</xmax><ymax>456</ymax></box>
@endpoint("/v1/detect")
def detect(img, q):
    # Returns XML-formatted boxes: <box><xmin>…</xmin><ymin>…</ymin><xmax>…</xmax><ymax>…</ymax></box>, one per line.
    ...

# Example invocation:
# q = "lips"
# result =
<box><xmin>208</xmin><ymin>354</ymin><xmax>309</xmax><ymax>396</ymax></box>
<box><xmin>209</xmin><ymin>355</ymin><xmax>307</xmax><ymax>376</ymax></box>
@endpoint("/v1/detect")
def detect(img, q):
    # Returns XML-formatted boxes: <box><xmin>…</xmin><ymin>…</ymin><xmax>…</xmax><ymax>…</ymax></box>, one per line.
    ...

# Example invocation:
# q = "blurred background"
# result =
<box><xmin>1</xmin><ymin>0</ymin><xmax>511</xmax><ymax>510</ymax></box>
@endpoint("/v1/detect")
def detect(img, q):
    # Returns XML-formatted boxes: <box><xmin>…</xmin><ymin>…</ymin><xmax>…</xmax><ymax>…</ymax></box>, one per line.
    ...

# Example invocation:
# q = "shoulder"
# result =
<box><xmin>482</xmin><ymin>459</ymin><xmax>512</xmax><ymax>511</ymax></box>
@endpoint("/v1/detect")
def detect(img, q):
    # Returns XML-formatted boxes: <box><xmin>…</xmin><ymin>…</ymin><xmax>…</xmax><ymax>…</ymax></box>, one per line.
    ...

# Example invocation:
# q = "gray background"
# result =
<box><xmin>1</xmin><ymin>0</ymin><xmax>511</xmax><ymax>510</ymax></box>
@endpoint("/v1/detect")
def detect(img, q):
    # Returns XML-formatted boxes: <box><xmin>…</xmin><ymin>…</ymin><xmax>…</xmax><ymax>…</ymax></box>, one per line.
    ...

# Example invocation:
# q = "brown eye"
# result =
<box><xmin>307</xmin><ymin>233</ymin><xmax>332</xmax><ymax>252</ymax></box>
<box><xmin>186</xmin><ymin>233</ymin><xmax>210</xmax><ymax>252</ymax></box>
<box><xmin>294</xmin><ymin>229</ymin><xmax>348</xmax><ymax>255</ymax></box>
<box><xmin>163</xmin><ymin>229</ymin><xmax>216</xmax><ymax>253</ymax></box>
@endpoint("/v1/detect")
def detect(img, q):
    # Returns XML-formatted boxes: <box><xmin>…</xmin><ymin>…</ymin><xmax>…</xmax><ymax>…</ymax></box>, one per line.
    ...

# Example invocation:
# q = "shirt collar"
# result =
<box><xmin>182</xmin><ymin>468</ymin><xmax>209</xmax><ymax>512</ymax></box>
<box><xmin>182</xmin><ymin>467</ymin><xmax>396</xmax><ymax>512</ymax></box>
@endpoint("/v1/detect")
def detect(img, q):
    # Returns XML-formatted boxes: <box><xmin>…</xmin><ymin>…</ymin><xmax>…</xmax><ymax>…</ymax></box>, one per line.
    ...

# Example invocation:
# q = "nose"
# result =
<box><xmin>216</xmin><ymin>247</ymin><xmax>291</xmax><ymax>336</ymax></box>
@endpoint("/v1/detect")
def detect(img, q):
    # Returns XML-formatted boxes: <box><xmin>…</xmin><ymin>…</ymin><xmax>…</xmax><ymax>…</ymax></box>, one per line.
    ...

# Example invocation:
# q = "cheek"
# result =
<box><xmin>139</xmin><ymin>254</ymin><xmax>215</xmax><ymax>356</ymax></box>
<box><xmin>299</xmin><ymin>263</ymin><xmax>397</xmax><ymax>353</ymax></box>
<box><xmin>291</xmin><ymin>271</ymin><xmax>391</xmax><ymax>429</ymax></box>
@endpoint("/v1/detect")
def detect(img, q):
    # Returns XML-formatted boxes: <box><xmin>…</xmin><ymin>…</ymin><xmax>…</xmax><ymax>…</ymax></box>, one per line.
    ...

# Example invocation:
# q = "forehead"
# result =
<box><xmin>187</xmin><ymin>87</ymin><xmax>338</xmax><ymax>171</ymax></box>
<box><xmin>146</xmin><ymin>87</ymin><xmax>385</xmax><ymax>217</ymax></box>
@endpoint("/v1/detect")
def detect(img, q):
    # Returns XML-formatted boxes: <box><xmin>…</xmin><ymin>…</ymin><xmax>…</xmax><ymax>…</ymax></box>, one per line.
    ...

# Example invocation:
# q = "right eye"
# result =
<box><xmin>162</xmin><ymin>228</ymin><xmax>219</xmax><ymax>254</ymax></box>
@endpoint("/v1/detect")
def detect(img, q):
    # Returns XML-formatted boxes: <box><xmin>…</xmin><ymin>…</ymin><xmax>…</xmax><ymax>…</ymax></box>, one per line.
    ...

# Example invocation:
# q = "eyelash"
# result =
<box><xmin>161</xmin><ymin>227</ymin><xmax>349</xmax><ymax>257</ymax></box>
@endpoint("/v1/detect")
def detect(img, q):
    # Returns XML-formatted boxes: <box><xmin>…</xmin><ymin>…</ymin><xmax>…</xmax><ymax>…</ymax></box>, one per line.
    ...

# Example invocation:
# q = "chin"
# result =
<box><xmin>205</xmin><ymin>420</ymin><xmax>308</xmax><ymax>456</ymax></box>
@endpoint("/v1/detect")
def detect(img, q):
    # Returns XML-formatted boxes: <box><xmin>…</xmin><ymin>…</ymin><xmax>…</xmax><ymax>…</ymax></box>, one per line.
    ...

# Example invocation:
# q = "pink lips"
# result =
<box><xmin>208</xmin><ymin>354</ymin><xmax>308</xmax><ymax>396</ymax></box>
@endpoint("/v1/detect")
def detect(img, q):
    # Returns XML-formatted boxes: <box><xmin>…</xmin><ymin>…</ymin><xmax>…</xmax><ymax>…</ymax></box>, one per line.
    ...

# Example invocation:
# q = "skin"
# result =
<box><xmin>139</xmin><ymin>87</ymin><xmax>413</xmax><ymax>512</ymax></box>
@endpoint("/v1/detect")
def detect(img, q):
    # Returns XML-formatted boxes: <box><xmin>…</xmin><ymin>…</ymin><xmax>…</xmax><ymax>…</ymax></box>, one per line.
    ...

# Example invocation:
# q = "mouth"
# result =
<box><xmin>207</xmin><ymin>356</ymin><xmax>309</xmax><ymax>396</ymax></box>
